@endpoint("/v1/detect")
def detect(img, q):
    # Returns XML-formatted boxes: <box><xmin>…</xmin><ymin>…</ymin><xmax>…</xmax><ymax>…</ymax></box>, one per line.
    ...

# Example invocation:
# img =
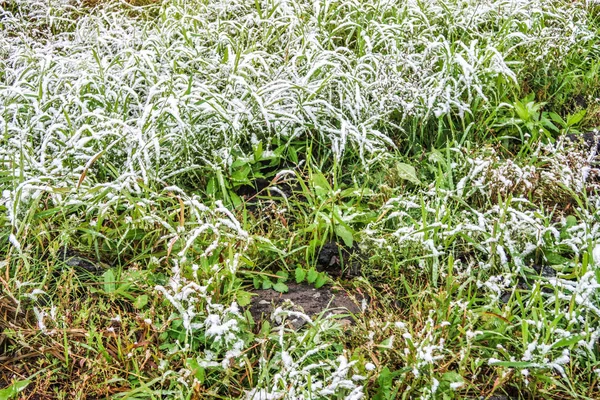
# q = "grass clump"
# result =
<box><xmin>1</xmin><ymin>0</ymin><xmax>600</xmax><ymax>398</ymax></box>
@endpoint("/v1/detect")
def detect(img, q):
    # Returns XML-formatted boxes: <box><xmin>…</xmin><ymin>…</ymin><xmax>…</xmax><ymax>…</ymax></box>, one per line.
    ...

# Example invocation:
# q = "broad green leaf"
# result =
<box><xmin>134</xmin><ymin>294</ymin><xmax>148</xmax><ymax>309</ymax></box>
<box><xmin>489</xmin><ymin>360</ymin><xmax>539</xmax><ymax>368</ymax></box>
<box><xmin>541</xmin><ymin>117</ymin><xmax>560</xmax><ymax>133</ymax></box>
<box><xmin>123</xmin><ymin>228</ymin><xmax>146</xmax><ymax>241</ymax></box>
<box><xmin>334</xmin><ymin>224</ymin><xmax>354</xmax><ymax>248</ymax></box>
<box><xmin>340</xmin><ymin>187</ymin><xmax>359</xmax><ymax>198</ymax></box>
<box><xmin>206</xmin><ymin>177</ymin><xmax>216</xmax><ymax>196</ymax></box>
<box><xmin>103</xmin><ymin>269</ymin><xmax>116</xmax><ymax>294</ymax></box>
<box><xmin>395</xmin><ymin>162</ymin><xmax>421</xmax><ymax>185</ymax></box>
<box><xmin>311</xmin><ymin>171</ymin><xmax>332</xmax><ymax>198</ymax></box>
<box><xmin>229</xmin><ymin>190</ymin><xmax>242</xmax><ymax>207</ymax></box>
<box><xmin>253</xmin><ymin>276</ymin><xmax>261</xmax><ymax>289</ymax></box>
<box><xmin>261</xmin><ymin>278</ymin><xmax>273</xmax><ymax>290</ymax></box>
<box><xmin>543</xmin><ymin>251</ymin><xmax>570</xmax><ymax>266</ymax></box>
<box><xmin>552</xmin><ymin>335</ymin><xmax>584</xmax><ymax>348</ymax></box>
<box><xmin>441</xmin><ymin>371</ymin><xmax>463</xmax><ymax>383</ymax></box>
<box><xmin>276</xmin><ymin>271</ymin><xmax>289</xmax><ymax>281</ymax></box>
<box><xmin>374</xmin><ymin>367</ymin><xmax>392</xmax><ymax>400</ymax></box>
<box><xmin>231</xmin><ymin>158</ymin><xmax>248</xmax><ymax>169</ymax></box>
<box><xmin>514</xmin><ymin>100</ymin><xmax>529</xmax><ymax>121</ymax></box>
<box><xmin>565</xmin><ymin>215</ymin><xmax>577</xmax><ymax>228</ymax></box>
<box><xmin>288</xmin><ymin>145</ymin><xmax>298</xmax><ymax>164</ymax></box>
<box><xmin>548</xmin><ymin>112</ymin><xmax>565</xmax><ymax>126</ymax></box>
<box><xmin>231</xmin><ymin>165</ymin><xmax>251</xmax><ymax>182</ymax></box>
<box><xmin>272</xmin><ymin>281</ymin><xmax>288</xmax><ymax>293</ymax></box>
<box><xmin>0</xmin><ymin>379</ymin><xmax>30</xmax><ymax>400</ymax></box>
<box><xmin>186</xmin><ymin>358</ymin><xmax>205</xmax><ymax>384</ymax></box>
<box><xmin>295</xmin><ymin>267</ymin><xmax>307</xmax><ymax>283</ymax></box>
<box><xmin>236</xmin><ymin>290</ymin><xmax>253</xmax><ymax>307</ymax></box>
<box><xmin>306</xmin><ymin>268</ymin><xmax>318</xmax><ymax>284</ymax></box>
<box><xmin>566</xmin><ymin>109</ymin><xmax>586</xmax><ymax>127</ymax></box>
<box><xmin>314</xmin><ymin>273</ymin><xmax>328</xmax><ymax>289</ymax></box>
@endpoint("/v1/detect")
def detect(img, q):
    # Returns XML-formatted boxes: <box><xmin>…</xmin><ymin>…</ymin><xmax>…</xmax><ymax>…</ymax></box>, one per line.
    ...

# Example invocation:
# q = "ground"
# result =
<box><xmin>2</xmin><ymin>0</ymin><xmax>600</xmax><ymax>399</ymax></box>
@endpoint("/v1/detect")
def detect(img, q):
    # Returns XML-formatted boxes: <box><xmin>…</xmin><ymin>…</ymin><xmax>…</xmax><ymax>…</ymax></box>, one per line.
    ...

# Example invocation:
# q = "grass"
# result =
<box><xmin>1</xmin><ymin>0</ymin><xmax>600</xmax><ymax>398</ymax></box>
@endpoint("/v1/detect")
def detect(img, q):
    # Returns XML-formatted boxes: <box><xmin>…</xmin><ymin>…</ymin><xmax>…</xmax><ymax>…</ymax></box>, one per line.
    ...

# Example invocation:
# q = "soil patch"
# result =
<box><xmin>248</xmin><ymin>283</ymin><xmax>363</xmax><ymax>329</ymax></box>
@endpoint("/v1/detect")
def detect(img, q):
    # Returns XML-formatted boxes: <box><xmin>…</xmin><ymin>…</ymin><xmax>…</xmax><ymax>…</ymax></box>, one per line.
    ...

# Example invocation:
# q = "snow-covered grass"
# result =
<box><xmin>1</xmin><ymin>0</ymin><xmax>600</xmax><ymax>398</ymax></box>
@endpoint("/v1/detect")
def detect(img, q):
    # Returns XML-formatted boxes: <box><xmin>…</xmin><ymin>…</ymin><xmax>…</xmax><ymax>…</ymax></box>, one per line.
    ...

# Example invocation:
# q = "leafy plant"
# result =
<box><xmin>295</xmin><ymin>266</ymin><xmax>329</xmax><ymax>289</ymax></box>
<box><xmin>252</xmin><ymin>271</ymin><xmax>289</xmax><ymax>293</ymax></box>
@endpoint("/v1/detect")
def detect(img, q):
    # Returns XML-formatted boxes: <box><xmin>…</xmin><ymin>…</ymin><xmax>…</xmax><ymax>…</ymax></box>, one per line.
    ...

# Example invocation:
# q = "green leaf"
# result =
<box><xmin>552</xmin><ymin>335</ymin><xmax>584</xmax><ymax>349</ymax></box>
<box><xmin>229</xmin><ymin>190</ymin><xmax>242</xmax><ymax>207</ymax></box>
<box><xmin>259</xmin><ymin>320</ymin><xmax>271</xmax><ymax>336</ymax></box>
<box><xmin>185</xmin><ymin>358</ymin><xmax>206</xmax><ymax>384</ymax></box>
<box><xmin>236</xmin><ymin>290</ymin><xmax>253</xmax><ymax>307</ymax></box>
<box><xmin>288</xmin><ymin>146</ymin><xmax>298</xmax><ymax>164</ymax></box>
<box><xmin>231</xmin><ymin>165</ymin><xmax>251</xmax><ymax>183</ymax></box>
<box><xmin>489</xmin><ymin>360</ymin><xmax>539</xmax><ymax>368</ymax></box>
<box><xmin>441</xmin><ymin>371</ymin><xmax>463</xmax><ymax>383</ymax></box>
<box><xmin>548</xmin><ymin>112</ymin><xmax>565</xmax><ymax>127</ymax></box>
<box><xmin>275</xmin><ymin>271</ymin><xmax>289</xmax><ymax>281</ymax></box>
<box><xmin>543</xmin><ymin>251</ymin><xmax>571</xmax><ymax>266</ymax></box>
<box><xmin>295</xmin><ymin>267</ymin><xmax>307</xmax><ymax>283</ymax></box>
<box><xmin>103</xmin><ymin>269</ymin><xmax>116</xmax><ymax>294</ymax></box>
<box><xmin>231</xmin><ymin>158</ymin><xmax>248</xmax><ymax>169</ymax></box>
<box><xmin>374</xmin><ymin>367</ymin><xmax>392</xmax><ymax>400</ymax></box>
<box><xmin>261</xmin><ymin>278</ymin><xmax>273</xmax><ymax>290</ymax></box>
<box><xmin>0</xmin><ymin>379</ymin><xmax>30</xmax><ymax>400</ymax></box>
<box><xmin>566</xmin><ymin>109</ymin><xmax>586</xmax><ymax>127</ymax></box>
<box><xmin>565</xmin><ymin>215</ymin><xmax>577</xmax><ymax>228</ymax></box>
<box><xmin>314</xmin><ymin>273</ymin><xmax>328</xmax><ymax>289</ymax></box>
<box><xmin>439</xmin><ymin>371</ymin><xmax>464</xmax><ymax>394</ymax></box>
<box><xmin>334</xmin><ymin>224</ymin><xmax>354</xmax><ymax>248</ymax></box>
<box><xmin>306</xmin><ymin>268</ymin><xmax>318</xmax><ymax>284</ymax></box>
<box><xmin>123</xmin><ymin>228</ymin><xmax>146</xmax><ymax>241</ymax></box>
<box><xmin>541</xmin><ymin>117</ymin><xmax>560</xmax><ymax>134</ymax></box>
<box><xmin>254</xmin><ymin>141</ymin><xmax>264</xmax><ymax>162</ymax></box>
<box><xmin>514</xmin><ymin>100</ymin><xmax>529</xmax><ymax>121</ymax></box>
<box><xmin>206</xmin><ymin>177</ymin><xmax>216</xmax><ymax>196</ymax></box>
<box><xmin>133</xmin><ymin>294</ymin><xmax>148</xmax><ymax>309</ymax></box>
<box><xmin>395</xmin><ymin>162</ymin><xmax>421</xmax><ymax>185</ymax></box>
<box><xmin>311</xmin><ymin>171</ymin><xmax>332</xmax><ymax>198</ymax></box>
<box><xmin>253</xmin><ymin>276</ymin><xmax>261</xmax><ymax>289</ymax></box>
<box><xmin>272</xmin><ymin>281</ymin><xmax>289</xmax><ymax>293</ymax></box>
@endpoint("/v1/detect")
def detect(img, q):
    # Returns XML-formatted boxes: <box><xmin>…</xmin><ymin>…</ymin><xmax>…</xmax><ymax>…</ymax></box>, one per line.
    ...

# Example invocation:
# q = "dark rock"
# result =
<box><xmin>58</xmin><ymin>248</ymin><xmax>105</xmax><ymax>274</ymax></box>
<box><xmin>317</xmin><ymin>241</ymin><xmax>342</xmax><ymax>268</ymax></box>
<box><xmin>500</xmin><ymin>264</ymin><xmax>557</xmax><ymax>304</ymax></box>
<box><xmin>248</xmin><ymin>282</ymin><xmax>363</xmax><ymax>330</ymax></box>
<box><xmin>317</xmin><ymin>241</ymin><xmax>361</xmax><ymax>278</ymax></box>
<box><xmin>236</xmin><ymin>178</ymin><xmax>271</xmax><ymax>201</ymax></box>
<box><xmin>564</xmin><ymin>131</ymin><xmax>600</xmax><ymax>155</ymax></box>
<box><xmin>572</xmin><ymin>94</ymin><xmax>588</xmax><ymax>110</ymax></box>
<box><xmin>532</xmin><ymin>264</ymin><xmax>556</xmax><ymax>278</ymax></box>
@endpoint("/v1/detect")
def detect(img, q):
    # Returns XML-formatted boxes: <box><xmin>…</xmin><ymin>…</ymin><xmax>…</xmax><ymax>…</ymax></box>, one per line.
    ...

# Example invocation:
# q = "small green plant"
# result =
<box><xmin>252</xmin><ymin>270</ymin><xmax>289</xmax><ymax>293</ymax></box>
<box><xmin>294</xmin><ymin>265</ymin><xmax>329</xmax><ymax>289</ymax></box>
<box><xmin>0</xmin><ymin>379</ymin><xmax>30</xmax><ymax>400</ymax></box>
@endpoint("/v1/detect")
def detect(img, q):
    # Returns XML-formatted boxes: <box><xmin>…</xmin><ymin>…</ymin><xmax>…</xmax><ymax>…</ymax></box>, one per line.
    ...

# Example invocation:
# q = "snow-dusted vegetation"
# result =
<box><xmin>1</xmin><ymin>0</ymin><xmax>600</xmax><ymax>398</ymax></box>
